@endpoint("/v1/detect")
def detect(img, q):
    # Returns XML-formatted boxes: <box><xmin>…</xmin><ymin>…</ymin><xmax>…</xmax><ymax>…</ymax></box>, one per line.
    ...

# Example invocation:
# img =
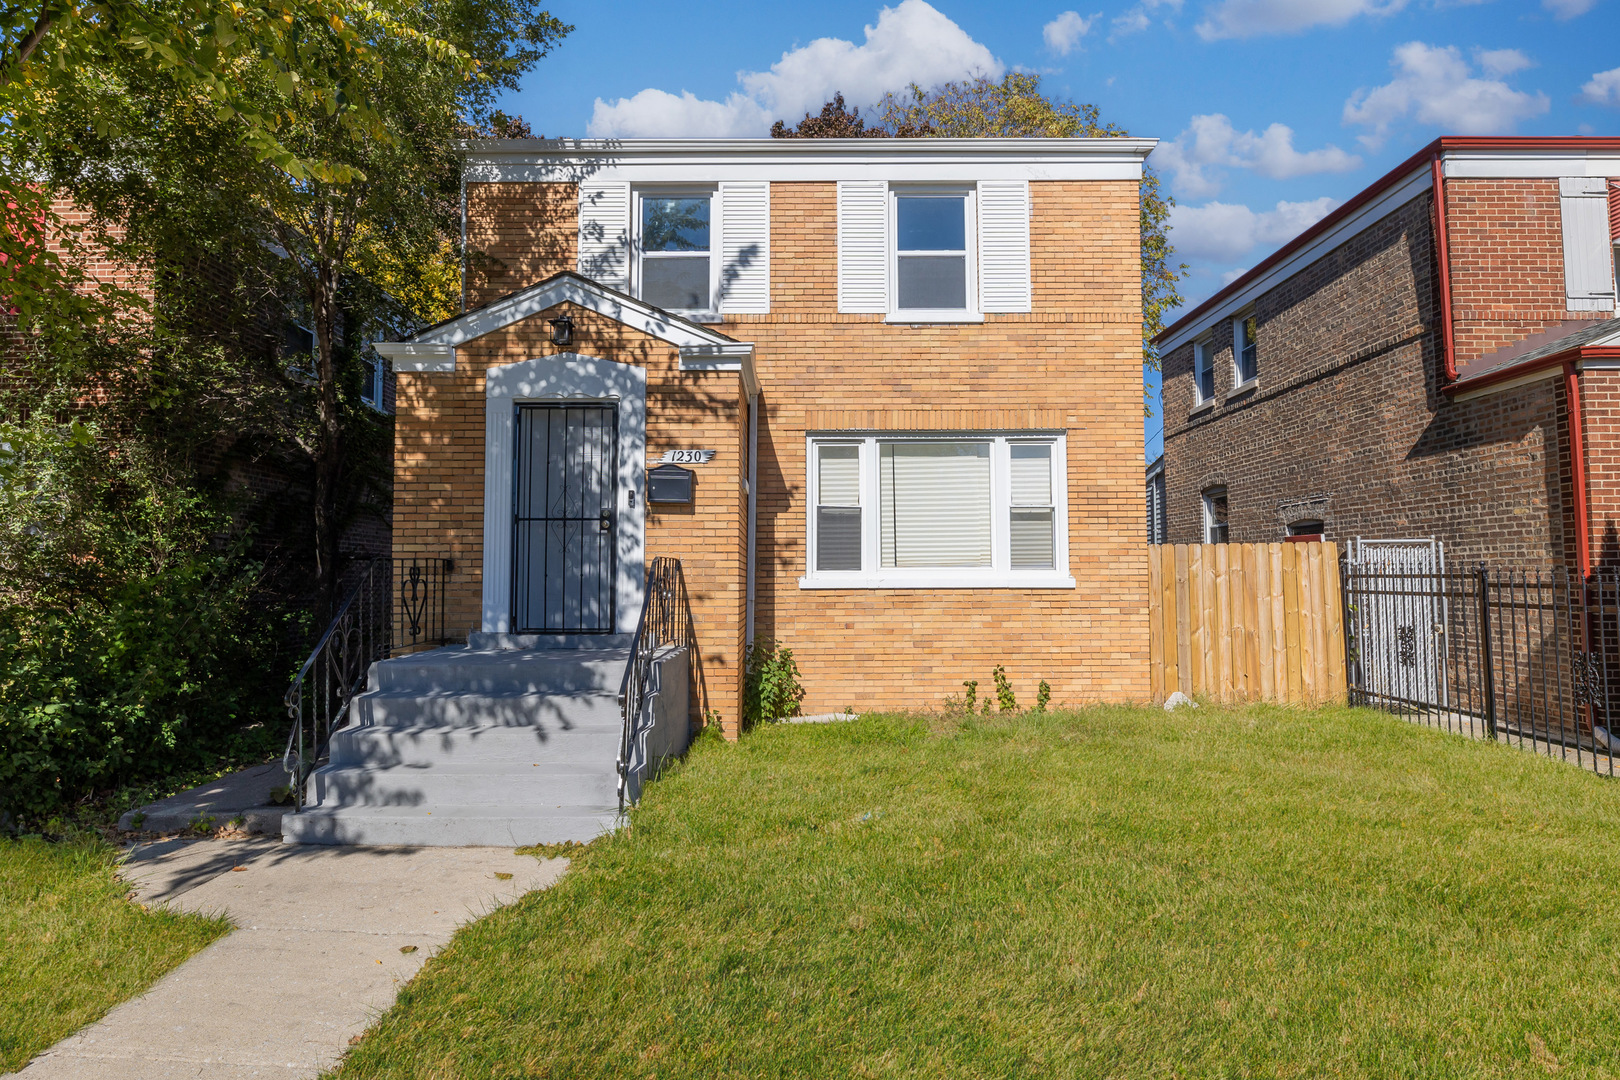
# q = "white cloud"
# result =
<box><xmin>1109</xmin><ymin>0</ymin><xmax>1182</xmax><ymax>40</ymax></box>
<box><xmin>1043</xmin><ymin>11</ymin><xmax>1096</xmax><ymax>55</ymax></box>
<box><xmin>1169</xmin><ymin>197</ymin><xmax>1341</xmax><ymax>263</ymax></box>
<box><xmin>1476</xmin><ymin>48</ymin><xmax>1533</xmax><ymax>77</ymax></box>
<box><xmin>1581</xmin><ymin>66</ymin><xmax>1620</xmax><ymax>107</ymax></box>
<box><xmin>1196</xmin><ymin>0</ymin><xmax>1406</xmax><ymax>40</ymax></box>
<box><xmin>1153</xmin><ymin>114</ymin><xmax>1361</xmax><ymax>198</ymax></box>
<box><xmin>1343</xmin><ymin>42</ymin><xmax>1549</xmax><ymax>149</ymax></box>
<box><xmin>588</xmin><ymin>1</ymin><xmax>1002</xmax><ymax>138</ymax></box>
<box><xmin>1544</xmin><ymin>0</ymin><xmax>1598</xmax><ymax>17</ymax></box>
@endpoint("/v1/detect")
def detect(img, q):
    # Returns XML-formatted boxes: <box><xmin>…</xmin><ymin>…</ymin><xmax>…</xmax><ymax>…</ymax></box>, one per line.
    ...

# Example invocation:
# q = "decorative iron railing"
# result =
<box><xmin>617</xmin><ymin>557</ymin><xmax>692</xmax><ymax>812</ymax></box>
<box><xmin>282</xmin><ymin>557</ymin><xmax>452</xmax><ymax>808</ymax></box>
<box><xmin>1343</xmin><ymin>561</ymin><xmax>1620</xmax><ymax>775</ymax></box>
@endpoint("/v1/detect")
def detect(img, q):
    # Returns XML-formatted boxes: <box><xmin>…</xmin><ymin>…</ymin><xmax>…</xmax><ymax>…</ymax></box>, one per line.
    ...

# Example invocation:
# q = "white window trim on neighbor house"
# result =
<box><xmin>1231</xmin><ymin>309</ymin><xmax>1258</xmax><ymax>393</ymax></box>
<box><xmin>1202</xmin><ymin>486</ymin><xmax>1229</xmax><ymax>544</ymax></box>
<box><xmin>1192</xmin><ymin>334</ymin><xmax>1215</xmax><ymax>410</ymax></box>
<box><xmin>800</xmin><ymin>431</ymin><xmax>1074</xmax><ymax>589</ymax></box>
<box><xmin>886</xmin><ymin>184</ymin><xmax>982</xmax><ymax>324</ymax></box>
<box><xmin>632</xmin><ymin>185</ymin><xmax>720</xmax><ymax>322</ymax></box>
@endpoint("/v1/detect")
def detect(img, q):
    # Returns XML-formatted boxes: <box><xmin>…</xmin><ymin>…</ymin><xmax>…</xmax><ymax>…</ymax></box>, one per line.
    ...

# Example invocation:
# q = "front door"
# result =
<box><xmin>512</xmin><ymin>404</ymin><xmax>618</xmax><ymax>633</ymax></box>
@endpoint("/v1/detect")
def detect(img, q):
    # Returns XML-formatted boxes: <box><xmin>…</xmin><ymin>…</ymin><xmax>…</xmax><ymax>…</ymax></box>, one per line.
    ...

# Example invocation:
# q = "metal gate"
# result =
<box><xmin>1347</xmin><ymin>538</ymin><xmax>1448</xmax><ymax>710</ymax></box>
<box><xmin>512</xmin><ymin>404</ymin><xmax>618</xmax><ymax>634</ymax></box>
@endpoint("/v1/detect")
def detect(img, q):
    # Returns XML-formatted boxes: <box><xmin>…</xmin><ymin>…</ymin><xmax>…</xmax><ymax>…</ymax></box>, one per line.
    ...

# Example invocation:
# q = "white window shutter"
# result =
<box><xmin>1559</xmin><ymin>177</ymin><xmax>1615</xmax><ymax>312</ymax></box>
<box><xmin>578</xmin><ymin>181</ymin><xmax>630</xmax><ymax>291</ymax></box>
<box><xmin>718</xmin><ymin>182</ymin><xmax>770</xmax><ymax>314</ymax></box>
<box><xmin>838</xmin><ymin>181</ymin><xmax>888</xmax><ymax>313</ymax></box>
<box><xmin>978</xmin><ymin>180</ymin><xmax>1031</xmax><ymax>313</ymax></box>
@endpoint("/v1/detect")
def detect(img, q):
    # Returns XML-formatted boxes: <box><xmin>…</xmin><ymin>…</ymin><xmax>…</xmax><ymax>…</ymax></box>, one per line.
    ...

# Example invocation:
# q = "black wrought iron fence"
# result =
<box><xmin>1342</xmin><ymin>562</ymin><xmax>1620</xmax><ymax>775</ymax></box>
<box><xmin>282</xmin><ymin>557</ymin><xmax>452</xmax><ymax>806</ymax></box>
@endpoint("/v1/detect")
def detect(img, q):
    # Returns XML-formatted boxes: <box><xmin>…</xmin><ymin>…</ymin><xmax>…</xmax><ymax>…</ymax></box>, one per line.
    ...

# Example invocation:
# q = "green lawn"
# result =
<box><xmin>0</xmin><ymin>838</ymin><xmax>230</xmax><ymax>1072</ymax></box>
<box><xmin>337</xmin><ymin>704</ymin><xmax>1620</xmax><ymax>1079</ymax></box>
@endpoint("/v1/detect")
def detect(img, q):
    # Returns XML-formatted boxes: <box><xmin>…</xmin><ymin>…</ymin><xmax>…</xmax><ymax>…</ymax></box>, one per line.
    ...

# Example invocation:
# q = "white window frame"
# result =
<box><xmin>886</xmin><ymin>184</ymin><xmax>982</xmax><ymax>324</ymax></box>
<box><xmin>632</xmin><ymin>186</ymin><xmax>720</xmax><ymax>319</ymax></box>
<box><xmin>800</xmin><ymin>431</ymin><xmax>1073</xmax><ymax>589</ymax></box>
<box><xmin>1202</xmin><ymin>486</ymin><xmax>1229</xmax><ymax>545</ymax></box>
<box><xmin>360</xmin><ymin>352</ymin><xmax>389</xmax><ymax>413</ymax></box>
<box><xmin>1231</xmin><ymin>310</ymin><xmax>1258</xmax><ymax>390</ymax></box>
<box><xmin>1192</xmin><ymin>334</ymin><xmax>1215</xmax><ymax>407</ymax></box>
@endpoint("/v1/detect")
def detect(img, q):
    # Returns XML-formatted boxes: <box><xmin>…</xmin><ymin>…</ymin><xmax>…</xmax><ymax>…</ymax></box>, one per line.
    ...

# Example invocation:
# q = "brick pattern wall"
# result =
<box><xmin>1162</xmin><ymin>190</ymin><xmax>1575</xmax><ymax>568</ymax></box>
<box><xmin>416</xmin><ymin>176</ymin><xmax>1151</xmax><ymax>728</ymax></box>
<box><xmin>1579</xmin><ymin>370</ymin><xmax>1620</xmax><ymax>567</ymax></box>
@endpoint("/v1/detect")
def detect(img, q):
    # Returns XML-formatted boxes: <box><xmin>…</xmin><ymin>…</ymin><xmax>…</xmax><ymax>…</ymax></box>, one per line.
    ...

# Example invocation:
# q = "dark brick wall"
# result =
<box><xmin>1161</xmin><ymin>189</ymin><xmax>1576</xmax><ymax>569</ymax></box>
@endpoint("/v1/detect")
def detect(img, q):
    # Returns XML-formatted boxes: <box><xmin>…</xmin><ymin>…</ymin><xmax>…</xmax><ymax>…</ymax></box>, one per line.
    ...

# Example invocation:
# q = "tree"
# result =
<box><xmin>19</xmin><ymin>0</ymin><xmax>571</xmax><ymax>612</ymax></box>
<box><xmin>777</xmin><ymin>74</ymin><xmax>1186</xmax><ymax>391</ymax></box>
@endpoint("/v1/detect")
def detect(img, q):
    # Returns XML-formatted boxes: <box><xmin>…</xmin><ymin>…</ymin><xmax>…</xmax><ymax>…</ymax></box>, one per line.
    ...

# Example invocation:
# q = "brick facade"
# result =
<box><xmin>1161</xmin><ymin>165</ymin><xmax>1615</xmax><ymax>571</ymax></box>
<box><xmin>398</xmin><ymin>173</ymin><xmax>1150</xmax><ymax>734</ymax></box>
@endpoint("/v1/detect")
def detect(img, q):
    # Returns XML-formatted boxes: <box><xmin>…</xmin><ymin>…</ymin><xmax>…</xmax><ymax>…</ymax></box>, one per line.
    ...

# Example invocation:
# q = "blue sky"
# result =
<box><xmin>495</xmin><ymin>0</ymin><xmax>1620</xmax><ymax>461</ymax></box>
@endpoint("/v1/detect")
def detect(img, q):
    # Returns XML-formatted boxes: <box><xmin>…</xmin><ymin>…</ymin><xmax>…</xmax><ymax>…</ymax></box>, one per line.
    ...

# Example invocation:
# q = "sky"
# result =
<box><xmin>493</xmin><ymin>0</ymin><xmax>1620</xmax><ymax>461</ymax></box>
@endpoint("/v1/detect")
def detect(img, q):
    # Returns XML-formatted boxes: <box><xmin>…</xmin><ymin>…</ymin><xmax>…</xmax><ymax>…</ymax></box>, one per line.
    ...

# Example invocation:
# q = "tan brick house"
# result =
<box><xmin>1157</xmin><ymin>136</ymin><xmax>1620</xmax><ymax>575</ymax></box>
<box><xmin>375</xmin><ymin>137</ymin><xmax>1156</xmax><ymax>737</ymax></box>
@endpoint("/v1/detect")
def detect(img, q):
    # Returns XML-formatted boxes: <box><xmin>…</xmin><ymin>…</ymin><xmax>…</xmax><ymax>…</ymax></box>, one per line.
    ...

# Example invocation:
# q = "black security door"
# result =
<box><xmin>513</xmin><ymin>405</ymin><xmax>618</xmax><ymax>633</ymax></box>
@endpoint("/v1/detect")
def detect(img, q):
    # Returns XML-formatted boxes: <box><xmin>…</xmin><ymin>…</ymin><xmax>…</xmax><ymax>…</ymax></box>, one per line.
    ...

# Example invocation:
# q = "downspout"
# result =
<box><xmin>1565</xmin><ymin>361</ymin><xmax>1592</xmax><ymax>579</ymax></box>
<box><xmin>745</xmin><ymin>392</ymin><xmax>759</xmax><ymax>647</ymax></box>
<box><xmin>1431</xmin><ymin>152</ymin><xmax>1458</xmax><ymax>383</ymax></box>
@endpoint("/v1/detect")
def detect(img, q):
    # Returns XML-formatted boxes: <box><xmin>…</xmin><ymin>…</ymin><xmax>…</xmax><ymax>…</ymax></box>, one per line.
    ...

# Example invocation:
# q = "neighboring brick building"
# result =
<box><xmin>1156</xmin><ymin>137</ymin><xmax>1620</xmax><ymax>573</ymax></box>
<box><xmin>378</xmin><ymin>137</ymin><xmax>1156</xmax><ymax>734</ymax></box>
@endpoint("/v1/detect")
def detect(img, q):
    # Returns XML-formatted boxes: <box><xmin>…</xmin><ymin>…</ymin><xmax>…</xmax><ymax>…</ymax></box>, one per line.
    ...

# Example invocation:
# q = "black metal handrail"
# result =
<box><xmin>617</xmin><ymin>557</ymin><xmax>691</xmax><ymax>812</ymax></box>
<box><xmin>282</xmin><ymin>557</ymin><xmax>452</xmax><ymax>809</ymax></box>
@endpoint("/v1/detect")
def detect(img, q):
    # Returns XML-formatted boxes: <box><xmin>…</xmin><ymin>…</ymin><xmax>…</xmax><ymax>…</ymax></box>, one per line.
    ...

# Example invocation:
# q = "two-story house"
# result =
<box><xmin>283</xmin><ymin>137</ymin><xmax>1154</xmax><ymax>845</ymax></box>
<box><xmin>1156</xmin><ymin>136</ymin><xmax>1620</xmax><ymax>575</ymax></box>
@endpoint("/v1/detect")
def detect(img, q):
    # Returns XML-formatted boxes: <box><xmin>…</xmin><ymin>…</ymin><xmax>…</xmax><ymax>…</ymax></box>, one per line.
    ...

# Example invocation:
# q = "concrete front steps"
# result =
<box><xmin>282</xmin><ymin>641</ymin><xmax>633</xmax><ymax>847</ymax></box>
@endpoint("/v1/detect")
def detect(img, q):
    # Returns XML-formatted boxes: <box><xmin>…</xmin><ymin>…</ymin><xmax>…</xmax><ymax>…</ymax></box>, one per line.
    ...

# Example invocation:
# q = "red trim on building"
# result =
<box><xmin>1565</xmin><ymin>362</ymin><xmax>1592</xmax><ymax>579</ymax></box>
<box><xmin>1431</xmin><ymin>153</ymin><xmax>1458</xmax><ymax>383</ymax></box>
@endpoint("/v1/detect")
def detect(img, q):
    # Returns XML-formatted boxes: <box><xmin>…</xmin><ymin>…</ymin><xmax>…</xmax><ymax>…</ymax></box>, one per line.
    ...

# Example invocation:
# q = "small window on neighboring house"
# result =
<box><xmin>1234</xmin><ymin>313</ymin><xmax>1259</xmax><ymax>385</ymax></box>
<box><xmin>638</xmin><ymin>191</ymin><xmax>713</xmax><ymax>312</ymax></box>
<box><xmin>893</xmin><ymin>188</ymin><xmax>973</xmax><ymax>314</ymax></box>
<box><xmin>1193</xmin><ymin>338</ymin><xmax>1215</xmax><ymax>405</ymax></box>
<box><xmin>1203</xmin><ymin>487</ymin><xmax>1229</xmax><ymax>544</ymax></box>
<box><xmin>360</xmin><ymin>353</ymin><xmax>388</xmax><ymax>412</ymax></box>
<box><xmin>1287</xmin><ymin>519</ymin><xmax>1324</xmax><ymax>541</ymax></box>
<box><xmin>281</xmin><ymin>322</ymin><xmax>315</xmax><ymax>381</ymax></box>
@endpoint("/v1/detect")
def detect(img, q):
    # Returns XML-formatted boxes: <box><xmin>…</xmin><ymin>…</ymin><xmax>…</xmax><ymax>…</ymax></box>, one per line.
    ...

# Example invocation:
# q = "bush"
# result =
<box><xmin>742</xmin><ymin>637</ymin><xmax>805</xmax><ymax>729</ymax></box>
<box><xmin>0</xmin><ymin>549</ymin><xmax>285</xmax><ymax>824</ymax></box>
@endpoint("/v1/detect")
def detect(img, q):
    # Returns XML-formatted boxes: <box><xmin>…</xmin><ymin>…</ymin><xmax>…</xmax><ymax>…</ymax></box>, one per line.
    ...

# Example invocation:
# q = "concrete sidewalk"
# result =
<box><xmin>8</xmin><ymin>839</ymin><xmax>567</xmax><ymax>1079</ymax></box>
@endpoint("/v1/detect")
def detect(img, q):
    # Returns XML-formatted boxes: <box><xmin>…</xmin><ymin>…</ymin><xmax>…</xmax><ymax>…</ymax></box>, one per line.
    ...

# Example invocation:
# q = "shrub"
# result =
<box><xmin>743</xmin><ymin>637</ymin><xmax>805</xmax><ymax>729</ymax></box>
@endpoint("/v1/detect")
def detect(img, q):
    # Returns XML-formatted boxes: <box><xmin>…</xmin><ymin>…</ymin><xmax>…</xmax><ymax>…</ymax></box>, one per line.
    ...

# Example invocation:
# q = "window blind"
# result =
<box><xmin>879</xmin><ymin>442</ymin><xmax>991</xmax><ymax>568</ymax></box>
<box><xmin>1009</xmin><ymin>444</ymin><xmax>1054</xmax><ymax>570</ymax></box>
<box><xmin>816</xmin><ymin>445</ymin><xmax>861</xmax><ymax>572</ymax></box>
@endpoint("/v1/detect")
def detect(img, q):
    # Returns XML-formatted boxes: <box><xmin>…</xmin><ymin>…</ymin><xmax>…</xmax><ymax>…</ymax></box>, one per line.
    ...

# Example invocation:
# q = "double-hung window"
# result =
<box><xmin>1233</xmin><ymin>312</ymin><xmax>1258</xmax><ymax>386</ymax></box>
<box><xmin>360</xmin><ymin>353</ymin><xmax>387</xmax><ymax>412</ymax></box>
<box><xmin>892</xmin><ymin>187</ymin><xmax>976</xmax><ymax>319</ymax></box>
<box><xmin>1193</xmin><ymin>337</ymin><xmax>1215</xmax><ymax>405</ymax></box>
<box><xmin>1203</xmin><ymin>487</ymin><xmax>1229</xmax><ymax>544</ymax></box>
<box><xmin>636</xmin><ymin>189</ymin><xmax>714</xmax><ymax>314</ymax></box>
<box><xmin>803</xmin><ymin>433</ymin><xmax>1072</xmax><ymax>588</ymax></box>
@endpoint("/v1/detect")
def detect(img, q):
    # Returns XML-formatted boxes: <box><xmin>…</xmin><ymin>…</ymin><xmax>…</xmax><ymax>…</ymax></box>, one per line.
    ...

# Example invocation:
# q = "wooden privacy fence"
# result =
<box><xmin>1149</xmin><ymin>542</ymin><xmax>1348</xmax><ymax>704</ymax></box>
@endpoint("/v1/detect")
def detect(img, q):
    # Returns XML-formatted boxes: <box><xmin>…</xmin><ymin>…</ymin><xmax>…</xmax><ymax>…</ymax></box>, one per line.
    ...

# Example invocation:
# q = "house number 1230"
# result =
<box><xmin>659</xmin><ymin>449</ymin><xmax>715</xmax><ymax>464</ymax></box>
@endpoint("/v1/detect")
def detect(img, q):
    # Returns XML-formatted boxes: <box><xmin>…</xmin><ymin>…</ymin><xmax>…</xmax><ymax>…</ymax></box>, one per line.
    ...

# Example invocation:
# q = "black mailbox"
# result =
<box><xmin>648</xmin><ymin>463</ymin><xmax>694</xmax><ymax>504</ymax></box>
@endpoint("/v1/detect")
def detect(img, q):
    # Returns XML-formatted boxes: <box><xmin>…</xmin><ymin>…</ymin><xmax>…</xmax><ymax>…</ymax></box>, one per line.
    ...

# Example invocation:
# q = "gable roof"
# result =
<box><xmin>375</xmin><ymin>272</ymin><xmax>756</xmax><ymax>393</ymax></box>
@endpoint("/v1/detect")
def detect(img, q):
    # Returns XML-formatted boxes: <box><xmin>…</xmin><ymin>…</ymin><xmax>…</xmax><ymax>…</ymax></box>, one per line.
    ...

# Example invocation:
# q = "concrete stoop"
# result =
<box><xmin>282</xmin><ymin>644</ymin><xmax>644</xmax><ymax>848</ymax></box>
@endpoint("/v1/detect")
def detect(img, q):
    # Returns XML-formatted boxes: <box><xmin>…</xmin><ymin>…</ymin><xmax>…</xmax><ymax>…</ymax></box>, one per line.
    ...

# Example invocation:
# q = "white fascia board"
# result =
<box><xmin>375</xmin><ymin>342</ymin><xmax>455</xmax><ymax>372</ymax></box>
<box><xmin>458</xmin><ymin>137</ymin><xmax>1155</xmax><ymax>184</ymax></box>
<box><xmin>1158</xmin><ymin>164</ymin><xmax>1433</xmax><ymax>356</ymax></box>
<box><xmin>679</xmin><ymin>343</ymin><xmax>759</xmax><ymax>397</ymax></box>
<box><xmin>1443</xmin><ymin>152</ymin><xmax>1620</xmax><ymax>179</ymax></box>
<box><xmin>414</xmin><ymin>276</ymin><xmax>737</xmax><ymax>351</ymax></box>
<box><xmin>1449</xmin><ymin>364</ymin><xmax>1564</xmax><ymax>402</ymax></box>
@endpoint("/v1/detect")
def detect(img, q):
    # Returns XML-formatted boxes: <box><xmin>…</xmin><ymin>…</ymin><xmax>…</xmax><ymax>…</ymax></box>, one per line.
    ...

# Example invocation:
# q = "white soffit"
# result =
<box><xmin>375</xmin><ymin>342</ymin><xmax>454</xmax><ymax>372</ymax></box>
<box><xmin>459</xmin><ymin>137</ymin><xmax>1156</xmax><ymax>184</ymax></box>
<box><xmin>1442</xmin><ymin>152</ymin><xmax>1620</xmax><ymax>179</ymax></box>
<box><xmin>1158</xmin><ymin>164</ymin><xmax>1434</xmax><ymax>355</ymax></box>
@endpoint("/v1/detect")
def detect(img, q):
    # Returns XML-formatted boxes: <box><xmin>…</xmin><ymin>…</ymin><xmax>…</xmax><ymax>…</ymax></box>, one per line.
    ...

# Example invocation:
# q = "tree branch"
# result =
<box><xmin>9</xmin><ymin>2</ymin><xmax>54</xmax><ymax>71</ymax></box>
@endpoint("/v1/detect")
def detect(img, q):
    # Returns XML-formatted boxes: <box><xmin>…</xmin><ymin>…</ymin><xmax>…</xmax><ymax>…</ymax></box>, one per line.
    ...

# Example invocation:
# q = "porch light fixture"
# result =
<box><xmin>548</xmin><ymin>314</ymin><xmax>574</xmax><ymax>347</ymax></box>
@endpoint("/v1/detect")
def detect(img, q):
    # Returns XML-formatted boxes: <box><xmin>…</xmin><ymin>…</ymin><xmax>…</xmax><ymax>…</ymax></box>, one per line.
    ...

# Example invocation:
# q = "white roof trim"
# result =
<box><xmin>1443</xmin><ymin>152</ymin><xmax>1620</xmax><ymax>179</ymax></box>
<box><xmin>678</xmin><ymin>344</ymin><xmax>760</xmax><ymax>397</ymax></box>
<box><xmin>409</xmin><ymin>274</ymin><xmax>751</xmax><ymax>356</ymax></box>
<box><xmin>375</xmin><ymin>342</ymin><xmax>455</xmax><ymax>373</ymax></box>
<box><xmin>460</xmin><ymin>137</ymin><xmax>1155</xmax><ymax>184</ymax></box>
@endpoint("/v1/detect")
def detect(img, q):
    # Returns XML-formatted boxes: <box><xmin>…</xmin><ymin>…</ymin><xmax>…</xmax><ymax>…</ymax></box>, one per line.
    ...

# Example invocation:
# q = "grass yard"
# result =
<box><xmin>0</xmin><ymin>838</ymin><xmax>230</xmax><ymax>1072</ymax></box>
<box><xmin>337</xmin><ymin>704</ymin><xmax>1620</xmax><ymax>1079</ymax></box>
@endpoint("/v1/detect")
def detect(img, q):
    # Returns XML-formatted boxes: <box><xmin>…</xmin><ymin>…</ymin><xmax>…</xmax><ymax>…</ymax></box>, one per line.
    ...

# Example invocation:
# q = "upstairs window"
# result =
<box><xmin>1193</xmin><ymin>338</ymin><xmax>1215</xmax><ymax>405</ymax></box>
<box><xmin>893</xmin><ymin>188</ymin><xmax>975</xmax><ymax>316</ymax></box>
<box><xmin>637</xmin><ymin>191</ymin><xmax>713</xmax><ymax>313</ymax></box>
<box><xmin>360</xmin><ymin>353</ymin><xmax>388</xmax><ymax>412</ymax></box>
<box><xmin>1234</xmin><ymin>312</ymin><xmax>1259</xmax><ymax>385</ymax></box>
<box><xmin>1203</xmin><ymin>487</ymin><xmax>1229</xmax><ymax>544</ymax></box>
